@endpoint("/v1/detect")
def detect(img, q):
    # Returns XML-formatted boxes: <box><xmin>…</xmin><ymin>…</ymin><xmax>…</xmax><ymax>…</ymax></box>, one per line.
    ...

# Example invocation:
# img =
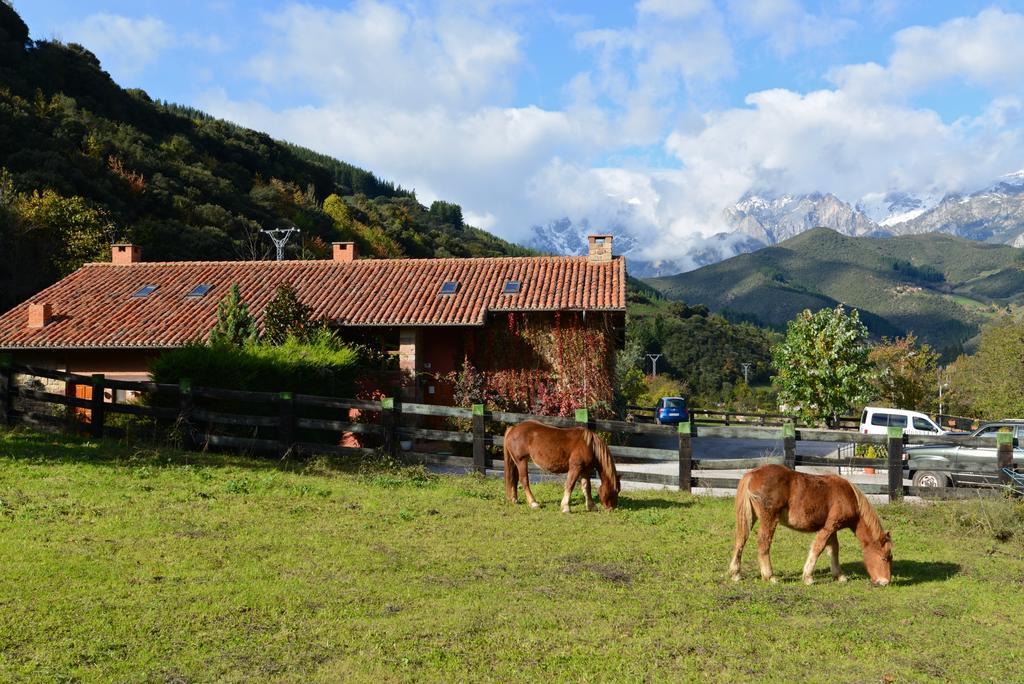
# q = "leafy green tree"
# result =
<box><xmin>771</xmin><ymin>305</ymin><xmax>873</xmax><ymax>427</ymax></box>
<box><xmin>946</xmin><ymin>317</ymin><xmax>1024</xmax><ymax>419</ymax></box>
<box><xmin>263</xmin><ymin>282</ymin><xmax>315</xmax><ymax>345</ymax></box>
<box><xmin>613</xmin><ymin>339</ymin><xmax>647</xmax><ymax>415</ymax></box>
<box><xmin>16</xmin><ymin>189</ymin><xmax>115</xmax><ymax>275</ymax></box>
<box><xmin>208</xmin><ymin>284</ymin><xmax>258</xmax><ymax>346</ymax></box>
<box><xmin>868</xmin><ymin>333</ymin><xmax>939</xmax><ymax>410</ymax></box>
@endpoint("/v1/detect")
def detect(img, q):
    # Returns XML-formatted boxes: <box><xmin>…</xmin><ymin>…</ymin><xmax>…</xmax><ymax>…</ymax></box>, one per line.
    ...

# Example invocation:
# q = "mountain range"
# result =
<box><xmin>529</xmin><ymin>171</ymin><xmax>1024</xmax><ymax>276</ymax></box>
<box><xmin>642</xmin><ymin>227</ymin><xmax>1024</xmax><ymax>354</ymax></box>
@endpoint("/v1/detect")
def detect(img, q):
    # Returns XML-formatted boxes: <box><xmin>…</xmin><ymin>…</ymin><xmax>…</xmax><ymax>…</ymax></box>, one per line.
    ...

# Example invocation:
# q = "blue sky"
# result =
<box><xmin>15</xmin><ymin>1</ymin><xmax>1024</xmax><ymax>262</ymax></box>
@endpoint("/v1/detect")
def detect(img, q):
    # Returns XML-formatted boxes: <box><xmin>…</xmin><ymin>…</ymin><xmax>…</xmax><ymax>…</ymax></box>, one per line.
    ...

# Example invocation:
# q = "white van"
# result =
<box><xmin>859</xmin><ymin>407</ymin><xmax>946</xmax><ymax>436</ymax></box>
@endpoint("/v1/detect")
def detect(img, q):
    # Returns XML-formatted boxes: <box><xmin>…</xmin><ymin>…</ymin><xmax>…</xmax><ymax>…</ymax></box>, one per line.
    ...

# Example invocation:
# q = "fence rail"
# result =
<box><xmin>0</xmin><ymin>358</ymin><xmax>1016</xmax><ymax>502</ymax></box>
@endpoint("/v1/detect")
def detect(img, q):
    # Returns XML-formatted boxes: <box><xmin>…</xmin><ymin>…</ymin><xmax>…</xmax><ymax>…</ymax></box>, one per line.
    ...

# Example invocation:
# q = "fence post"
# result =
<box><xmin>279</xmin><ymin>391</ymin><xmax>295</xmax><ymax>457</ymax></box>
<box><xmin>678</xmin><ymin>421</ymin><xmax>692</xmax><ymax>493</ymax></box>
<box><xmin>0</xmin><ymin>353</ymin><xmax>12</xmax><ymax>426</ymax></box>
<box><xmin>65</xmin><ymin>375</ymin><xmax>78</xmax><ymax>432</ymax></box>
<box><xmin>90</xmin><ymin>374</ymin><xmax>105</xmax><ymax>440</ymax></box>
<box><xmin>997</xmin><ymin>431</ymin><xmax>1014</xmax><ymax>486</ymax></box>
<box><xmin>178</xmin><ymin>378</ymin><xmax>195</xmax><ymax>451</ymax></box>
<box><xmin>472</xmin><ymin>403</ymin><xmax>487</xmax><ymax>474</ymax></box>
<box><xmin>380</xmin><ymin>397</ymin><xmax>398</xmax><ymax>459</ymax></box>
<box><xmin>782</xmin><ymin>421</ymin><xmax>796</xmax><ymax>469</ymax></box>
<box><xmin>887</xmin><ymin>426</ymin><xmax>904</xmax><ymax>501</ymax></box>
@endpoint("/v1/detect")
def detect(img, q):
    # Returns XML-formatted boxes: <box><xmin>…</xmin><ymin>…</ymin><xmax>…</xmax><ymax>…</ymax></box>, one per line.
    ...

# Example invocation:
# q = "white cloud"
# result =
<box><xmin>727</xmin><ymin>0</ymin><xmax>857</xmax><ymax>56</ymax></box>
<box><xmin>62</xmin><ymin>13</ymin><xmax>225</xmax><ymax>82</ymax></box>
<box><xmin>64</xmin><ymin>13</ymin><xmax>172</xmax><ymax>79</ymax></box>
<box><xmin>831</xmin><ymin>8</ymin><xmax>1024</xmax><ymax>99</ymax></box>
<box><xmin>247</xmin><ymin>1</ymin><xmax>521</xmax><ymax>111</ymax></box>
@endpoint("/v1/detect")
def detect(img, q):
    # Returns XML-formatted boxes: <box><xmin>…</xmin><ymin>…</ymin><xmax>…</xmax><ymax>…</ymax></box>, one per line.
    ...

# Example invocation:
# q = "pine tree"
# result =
<box><xmin>208</xmin><ymin>283</ymin><xmax>258</xmax><ymax>346</ymax></box>
<box><xmin>263</xmin><ymin>282</ymin><xmax>313</xmax><ymax>345</ymax></box>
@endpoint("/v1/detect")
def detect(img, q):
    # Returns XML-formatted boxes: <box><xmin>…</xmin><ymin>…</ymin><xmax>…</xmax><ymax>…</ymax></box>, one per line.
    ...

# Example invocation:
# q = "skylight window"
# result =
<box><xmin>439</xmin><ymin>281</ymin><xmax>459</xmax><ymax>295</ymax></box>
<box><xmin>132</xmin><ymin>285</ymin><xmax>158</xmax><ymax>298</ymax></box>
<box><xmin>186</xmin><ymin>284</ymin><xmax>213</xmax><ymax>298</ymax></box>
<box><xmin>502</xmin><ymin>280</ymin><xmax>521</xmax><ymax>295</ymax></box>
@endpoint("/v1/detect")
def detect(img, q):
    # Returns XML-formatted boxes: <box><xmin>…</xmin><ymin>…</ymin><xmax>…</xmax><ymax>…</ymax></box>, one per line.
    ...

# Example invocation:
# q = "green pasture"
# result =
<box><xmin>1</xmin><ymin>428</ymin><xmax>1023</xmax><ymax>682</ymax></box>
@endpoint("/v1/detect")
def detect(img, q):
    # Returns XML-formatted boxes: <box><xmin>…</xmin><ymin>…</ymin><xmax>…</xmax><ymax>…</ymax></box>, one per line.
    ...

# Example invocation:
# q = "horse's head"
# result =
<box><xmin>598</xmin><ymin>473</ymin><xmax>621</xmax><ymax>510</ymax></box>
<box><xmin>864</xmin><ymin>531</ymin><xmax>893</xmax><ymax>586</ymax></box>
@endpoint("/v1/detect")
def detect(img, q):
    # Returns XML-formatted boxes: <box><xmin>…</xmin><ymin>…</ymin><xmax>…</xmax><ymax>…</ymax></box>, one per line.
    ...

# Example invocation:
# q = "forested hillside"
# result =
<box><xmin>645</xmin><ymin>227</ymin><xmax>1024</xmax><ymax>356</ymax></box>
<box><xmin>623</xmin><ymin>279</ymin><xmax>777</xmax><ymax>401</ymax></box>
<box><xmin>0</xmin><ymin>4</ymin><xmax>529</xmax><ymax>312</ymax></box>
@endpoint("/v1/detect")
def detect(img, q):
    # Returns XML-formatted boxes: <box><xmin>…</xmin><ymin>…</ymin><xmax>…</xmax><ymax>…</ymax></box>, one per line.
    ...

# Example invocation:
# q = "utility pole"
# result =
<box><xmin>260</xmin><ymin>227</ymin><xmax>301</xmax><ymax>261</ymax></box>
<box><xmin>645</xmin><ymin>353</ymin><xmax>662</xmax><ymax>377</ymax></box>
<box><xmin>740</xmin><ymin>362</ymin><xmax>752</xmax><ymax>385</ymax></box>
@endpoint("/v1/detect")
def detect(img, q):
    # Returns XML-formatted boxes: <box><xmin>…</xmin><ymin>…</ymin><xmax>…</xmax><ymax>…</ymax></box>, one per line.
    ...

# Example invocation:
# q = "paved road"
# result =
<box><xmin>628</xmin><ymin>432</ymin><xmax>843</xmax><ymax>460</ymax></box>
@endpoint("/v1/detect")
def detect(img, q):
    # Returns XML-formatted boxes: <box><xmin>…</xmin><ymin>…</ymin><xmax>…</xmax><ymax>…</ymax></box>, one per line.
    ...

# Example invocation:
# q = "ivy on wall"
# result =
<box><xmin>443</xmin><ymin>312</ymin><xmax>616</xmax><ymax>416</ymax></box>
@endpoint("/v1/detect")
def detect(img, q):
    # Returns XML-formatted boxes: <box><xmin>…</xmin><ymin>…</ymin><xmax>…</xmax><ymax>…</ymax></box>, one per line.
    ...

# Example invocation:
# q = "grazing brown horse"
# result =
<box><xmin>729</xmin><ymin>464</ymin><xmax>893</xmax><ymax>586</ymax></box>
<box><xmin>503</xmin><ymin>420</ymin><xmax>621</xmax><ymax>512</ymax></box>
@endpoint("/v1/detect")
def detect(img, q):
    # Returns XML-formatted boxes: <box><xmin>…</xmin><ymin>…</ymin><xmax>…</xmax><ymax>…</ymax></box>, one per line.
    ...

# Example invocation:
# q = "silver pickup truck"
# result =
<box><xmin>904</xmin><ymin>421</ymin><xmax>1024</xmax><ymax>488</ymax></box>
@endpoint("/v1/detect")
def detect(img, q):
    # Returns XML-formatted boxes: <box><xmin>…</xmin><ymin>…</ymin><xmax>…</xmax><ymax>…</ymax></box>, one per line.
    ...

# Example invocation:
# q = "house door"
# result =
<box><xmin>71</xmin><ymin>382</ymin><xmax>92</xmax><ymax>423</ymax></box>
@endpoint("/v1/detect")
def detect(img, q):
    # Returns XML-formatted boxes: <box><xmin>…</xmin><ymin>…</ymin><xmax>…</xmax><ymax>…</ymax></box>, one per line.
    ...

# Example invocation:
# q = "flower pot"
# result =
<box><xmin>864</xmin><ymin>466</ymin><xmax>875</xmax><ymax>475</ymax></box>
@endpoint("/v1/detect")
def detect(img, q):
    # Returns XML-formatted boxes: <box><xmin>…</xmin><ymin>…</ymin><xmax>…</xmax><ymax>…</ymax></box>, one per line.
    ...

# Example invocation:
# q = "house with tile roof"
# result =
<box><xmin>0</xmin><ymin>237</ymin><xmax>626</xmax><ymax>408</ymax></box>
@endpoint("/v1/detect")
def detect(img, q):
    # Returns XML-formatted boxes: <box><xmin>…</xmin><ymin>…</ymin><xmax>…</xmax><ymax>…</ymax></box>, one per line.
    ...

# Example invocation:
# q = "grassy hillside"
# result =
<box><xmin>0</xmin><ymin>4</ymin><xmax>530</xmax><ymax>312</ymax></box>
<box><xmin>645</xmin><ymin>228</ymin><xmax>1024</xmax><ymax>353</ymax></box>
<box><xmin>3</xmin><ymin>428</ymin><xmax>1024</xmax><ymax>681</ymax></box>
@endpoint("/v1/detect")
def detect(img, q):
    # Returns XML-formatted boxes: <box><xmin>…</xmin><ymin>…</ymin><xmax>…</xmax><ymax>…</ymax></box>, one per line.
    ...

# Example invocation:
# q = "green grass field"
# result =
<box><xmin>2</xmin><ymin>428</ymin><xmax>1024</xmax><ymax>682</ymax></box>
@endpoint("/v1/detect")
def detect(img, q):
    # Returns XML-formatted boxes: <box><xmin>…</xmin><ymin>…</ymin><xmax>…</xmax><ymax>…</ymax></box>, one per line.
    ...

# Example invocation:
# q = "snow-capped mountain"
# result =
<box><xmin>724</xmin><ymin>192</ymin><xmax>877</xmax><ymax>243</ymax></box>
<box><xmin>524</xmin><ymin>170</ymin><xmax>1024</xmax><ymax>277</ymax></box>
<box><xmin>526</xmin><ymin>219</ymin><xmax>764</xmax><ymax>277</ymax></box>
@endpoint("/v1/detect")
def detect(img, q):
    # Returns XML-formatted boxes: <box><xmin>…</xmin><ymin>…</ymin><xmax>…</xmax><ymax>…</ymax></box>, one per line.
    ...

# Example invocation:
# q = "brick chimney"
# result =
<box><xmin>28</xmin><ymin>303</ymin><xmax>52</xmax><ymax>329</ymax></box>
<box><xmin>332</xmin><ymin>242</ymin><xmax>357</xmax><ymax>262</ymax></box>
<box><xmin>112</xmin><ymin>244</ymin><xmax>142</xmax><ymax>264</ymax></box>
<box><xmin>587</xmin><ymin>234</ymin><xmax>613</xmax><ymax>263</ymax></box>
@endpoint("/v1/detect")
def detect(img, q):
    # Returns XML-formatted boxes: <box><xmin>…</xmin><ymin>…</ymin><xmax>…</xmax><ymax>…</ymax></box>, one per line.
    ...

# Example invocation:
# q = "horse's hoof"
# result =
<box><xmin>836</xmin><ymin>574</ymin><xmax>848</xmax><ymax>583</ymax></box>
<box><xmin>730</xmin><ymin>573</ymin><xmax>741</xmax><ymax>582</ymax></box>
<box><xmin>765</xmin><ymin>576</ymin><xmax>778</xmax><ymax>584</ymax></box>
<box><xmin>586</xmin><ymin>504</ymin><xmax>596</xmax><ymax>512</ymax></box>
<box><xmin>561</xmin><ymin>506</ymin><xmax>571</xmax><ymax>513</ymax></box>
<box><xmin>530</xmin><ymin>502</ymin><xmax>541</xmax><ymax>510</ymax></box>
<box><xmin>802</xmin><ymin>576</ymin><xmax>814</xmax><ymax>585</ymax></box>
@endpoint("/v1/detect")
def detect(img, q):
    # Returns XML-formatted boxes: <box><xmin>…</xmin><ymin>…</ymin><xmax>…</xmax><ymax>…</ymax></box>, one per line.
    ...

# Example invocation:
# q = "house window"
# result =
<box><xmin>595</xmin><ymin>237</ymin><xmax>606</xmax><ymax>244</ymax></box>
<box><xmin>503</xmin><ymin>280</ymin><xmax>521</xmax><ymax>294</ymax></box>
<box><xmin>132</xmin><ymin>285</ymin><xmax>158</xmax><ymax>298</ymax></box>
<box><xmin>186</xmin><ymin>284</ymin><xmax>213</xmax><ymax>298</ymax></box>
<box><xmin>439</xmin><ymin>281</ymin><xmax>458</xmax><ymax>295</ymax></box>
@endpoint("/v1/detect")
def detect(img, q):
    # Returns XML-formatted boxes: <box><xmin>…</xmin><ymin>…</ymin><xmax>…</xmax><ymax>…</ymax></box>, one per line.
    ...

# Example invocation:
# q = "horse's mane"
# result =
<box><xmin>851</xmin><ymin>482</ymin><xmax>885</xmax><ymax>540</ymax></box>
<box><xmin>583</xmin><ymin>429</ymin><xmax>619</xmax><ymax>491</ymax></box>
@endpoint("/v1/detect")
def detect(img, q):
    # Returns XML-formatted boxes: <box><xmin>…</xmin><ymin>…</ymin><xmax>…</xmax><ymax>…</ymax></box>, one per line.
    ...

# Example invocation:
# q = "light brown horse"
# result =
<box><xmin>503</xmin><ymin>420</ymin><xmax>621</xmax><ymax>512</ymax></box>
<box><xmin>729</xmin><ymin>464</ymin><xmax>893</xmax><ymax>586</ymax></box>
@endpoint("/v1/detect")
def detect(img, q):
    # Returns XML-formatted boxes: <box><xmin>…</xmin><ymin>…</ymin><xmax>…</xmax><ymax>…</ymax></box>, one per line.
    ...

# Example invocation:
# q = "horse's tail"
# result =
<box><xmin>583</xmin><ymin>429</ymin><xmax>619</xmax><ymax>492</ymax></box>
<box><xmin>503</xmin><ymin>425</ymin><xmax>518</xmax><ymax>501</ymax></box>
<box><xmin>734</xmin><ymin>471</ymin><xmax>756</xmax><ymax>536</ymax></box>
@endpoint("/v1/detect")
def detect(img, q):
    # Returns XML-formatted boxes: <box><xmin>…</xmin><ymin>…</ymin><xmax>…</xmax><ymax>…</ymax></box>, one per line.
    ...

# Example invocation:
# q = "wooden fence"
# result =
<box><xmin>0</xmin><ymin>359</ymin><xmax>1015</xmax><ymax>502</ymax></box>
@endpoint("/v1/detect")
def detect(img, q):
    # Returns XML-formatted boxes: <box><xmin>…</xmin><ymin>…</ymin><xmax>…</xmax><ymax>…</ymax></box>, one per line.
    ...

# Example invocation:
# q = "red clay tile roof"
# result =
<box><xmin>0</xmin><ymin>256</ymin><xmax>626</xmax><ymax>349</ymax></box>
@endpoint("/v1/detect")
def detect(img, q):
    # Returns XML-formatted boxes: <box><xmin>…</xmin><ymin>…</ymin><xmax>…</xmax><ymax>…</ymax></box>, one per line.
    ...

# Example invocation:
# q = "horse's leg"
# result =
<box><xmin>756</xmin><ymin>514</ymin><xmax>779</xmax><ymax>584</ymax></box>
<box><xmin>504</xmin><ymin>448</ymin><xmax>519</xmax><ymax>503</ymax></box>
<box><xmin>825</xmin><ymin>532</ymin><xmax>847</xmax><ymax>582</ymax></box>
<box><xmin>729</xmin><ymin>513</ymin><xmax>753</xmax><ymax>582</ymax></box>
<box><xmin>517</xmin><ymin>457</ymin><xmax>541</xmax><ymax>509</ymax></box>
<box><xmin>560</xmin><ymin>464</ymin><xmax>582</xmax><ymax>513</ymax></box>
<box><xmin>801</xmin><ymin>527</ymin><xmax>838</xmax><ymax>585</ymax></box>
<box><xmin>581</xmin><ymin>468</ymin><xmax>595</xmax><ymax>512</ymax></box>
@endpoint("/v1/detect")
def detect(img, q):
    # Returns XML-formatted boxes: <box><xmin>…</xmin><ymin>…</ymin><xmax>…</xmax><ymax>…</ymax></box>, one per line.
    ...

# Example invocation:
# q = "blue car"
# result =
<box><xmin>655</xmin><ymin>396</ymin><xmax>689</xmax><ymax>425</ymax></box>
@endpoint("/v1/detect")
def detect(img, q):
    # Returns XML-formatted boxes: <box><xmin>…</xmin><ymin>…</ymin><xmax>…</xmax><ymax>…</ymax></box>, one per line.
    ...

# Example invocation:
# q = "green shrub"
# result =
<box><xmin>151</xmin><ymin>331</ymin><xmax>360</xmax><ymax>397</ymax></box>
